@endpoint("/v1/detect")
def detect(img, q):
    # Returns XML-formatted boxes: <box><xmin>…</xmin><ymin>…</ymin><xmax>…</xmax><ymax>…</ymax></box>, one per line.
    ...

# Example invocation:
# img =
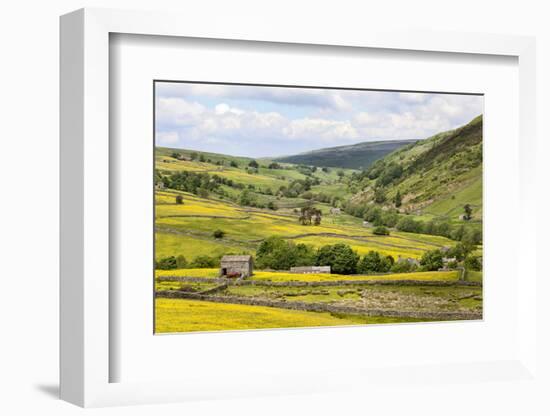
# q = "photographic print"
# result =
<box><xmin>154</xmin><ymin>82</ymin><xmax>483</xmax><ymax>333</ymax></box>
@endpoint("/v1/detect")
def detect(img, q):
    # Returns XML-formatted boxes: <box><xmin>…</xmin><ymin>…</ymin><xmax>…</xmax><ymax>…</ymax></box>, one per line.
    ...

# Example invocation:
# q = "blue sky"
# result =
<box><xmin>155</xmin><ymin>82</ymin><xmax>483</xmax><ymax>158</ymax></box>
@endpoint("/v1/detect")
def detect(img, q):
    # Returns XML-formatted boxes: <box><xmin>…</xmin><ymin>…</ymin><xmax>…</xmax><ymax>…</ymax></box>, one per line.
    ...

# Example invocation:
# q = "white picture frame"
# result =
<box><xmin>60</xmin><ymin>7</ymin><xmax>538</xmax><ymax>408</ymax></box>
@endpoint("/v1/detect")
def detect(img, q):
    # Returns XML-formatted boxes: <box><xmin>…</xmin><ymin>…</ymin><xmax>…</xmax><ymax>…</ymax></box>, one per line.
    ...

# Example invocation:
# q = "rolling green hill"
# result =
<box><xmin>274</xmin><ymin>139</ymin><xmax>416</xmax><ymax>169</ymax></box>
<box><xmin>347</xmin><ymin>115</ymin><xmax>483</xmax><ymax>222</ymax></box>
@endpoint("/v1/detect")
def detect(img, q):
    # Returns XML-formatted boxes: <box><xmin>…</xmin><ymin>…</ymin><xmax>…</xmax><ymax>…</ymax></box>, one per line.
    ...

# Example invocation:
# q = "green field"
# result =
<box><xmin>155</xmin><ymin>189</ymin><xmax>455</xmax><ymax>263</ymax></box>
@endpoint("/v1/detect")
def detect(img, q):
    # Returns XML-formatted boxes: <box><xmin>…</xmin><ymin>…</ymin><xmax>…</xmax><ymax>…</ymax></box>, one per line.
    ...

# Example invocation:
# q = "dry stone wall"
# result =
<box><xmin>155</xmin><ymin>290</ymin><xmax>482</xmax><ymax>321</ymax></box>
<box><xmin>157</xmin><ymin>276</ymin><xmax>481</xmax><ymax>288</ymax></box>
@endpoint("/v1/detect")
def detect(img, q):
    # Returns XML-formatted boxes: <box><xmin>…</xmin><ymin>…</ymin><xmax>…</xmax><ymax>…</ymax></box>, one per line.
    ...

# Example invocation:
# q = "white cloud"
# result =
<box><xmin>354</xmin><ymin>112</ymin><xmax>382</xmax><ymax>126</ymax></box>
<box><xmin>283</xmin><ymin>118</ymin><xmax>359</xmax><ymax>142</ymax></box>
<box><xmin>156</xmin><ymin>82</ymin><xmax>355</xmax><ymax>111</ymax></box>
<box><xmin>155</xmin><ymin>83</ymin><xmax>483</xmax><ymax>156</ymax></box>
<box><xmin>215</xmin><ymin>103</ymin><xmax>244</xmax><ymax>115</ymax></box>
<box><xmin>156</xmin><ymin>97</ymin><xmax>205</xmax><ymax>126</ymax></box>
<box><xmin>398</xmin><ymin>92</ymin><xmax>429</xmax><ymax>103</ymax></box>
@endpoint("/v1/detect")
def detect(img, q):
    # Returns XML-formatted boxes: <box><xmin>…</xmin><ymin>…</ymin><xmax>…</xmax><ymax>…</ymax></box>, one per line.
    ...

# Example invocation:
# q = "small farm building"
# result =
<box><xmin>219</xmin><ymin>255</ymin><xmax>253</xmax><ymax>278</ymax></box>
<box><xmin>397</xmin><ymin>256</ymin><xmax>420</xmax><ymax>266</ymax></box>
<box><xmin>290</xmin><ymin>266</ymin><xmax>331</xmax><ymax>274</ymax></box>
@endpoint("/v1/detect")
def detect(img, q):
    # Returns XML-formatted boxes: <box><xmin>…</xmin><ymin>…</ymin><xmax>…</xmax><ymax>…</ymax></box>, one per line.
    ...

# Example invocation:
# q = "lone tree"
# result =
<box><xmin>176</xmin><ymin>255</ymin><xmax>187</xmax><ymax>268</ymax></box>
<box><xmin>175</xmin><ymin>195</ymin><xmax>184</xmax><ymax>204</ymax></box>
<box><xmin>394</xmin><ymin>190</ymin><xmax>402</xmax><ymax>208</ymax></box>
<box><xmin>372</xmin><ymin>225</ymin><xmax>390</xmax><ymax>236</ymax></box>
<box><xmin>213</xmin><ymin>229</ymin><xmax>225</xmax><ymax>239</ymax></box>
<box><xmin>156</xmin><ymin>256</ymin><xmax>178</xmax><ymax>270</ymax></box>
<box><xmin>248</xmin><ymin>160</ymin><xmax>259</xmax><ymax>168</ymax></box>
<box><xmin>299</xmin><ymin>205</ymin><xmax>322</xmax><ymax>226</ymax></box>
<box><xmin>463</xmin><ymin>204</ymin><xmax>472</xmax><ymax>220</ymax></box>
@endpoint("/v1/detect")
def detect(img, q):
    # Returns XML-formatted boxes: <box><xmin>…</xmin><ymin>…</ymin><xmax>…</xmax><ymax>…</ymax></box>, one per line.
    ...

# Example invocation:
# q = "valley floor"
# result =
<box><xmin>155</xmin><ymin>269</ymin><xmax>482</xmax><ymax>333</ymax></box>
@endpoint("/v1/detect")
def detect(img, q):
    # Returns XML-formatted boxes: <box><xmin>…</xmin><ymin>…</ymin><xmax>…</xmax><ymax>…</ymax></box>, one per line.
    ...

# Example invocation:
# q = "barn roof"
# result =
<box><xmin>221</xmin><ymin>255</ymin><xmax>252</xmax><ymax>262</ymax></box>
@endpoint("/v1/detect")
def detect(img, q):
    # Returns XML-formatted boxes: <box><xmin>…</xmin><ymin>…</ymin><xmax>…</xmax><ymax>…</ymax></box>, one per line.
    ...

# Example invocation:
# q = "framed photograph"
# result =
<box><xmin>152</xmin><ymin>80</ymin><xmax>484</xmax><ymax>335</ymax></box>
<box><xmin>60</xmin><ymin>8</ymin><xmax>539</xmax><ymax>408</ymax></box>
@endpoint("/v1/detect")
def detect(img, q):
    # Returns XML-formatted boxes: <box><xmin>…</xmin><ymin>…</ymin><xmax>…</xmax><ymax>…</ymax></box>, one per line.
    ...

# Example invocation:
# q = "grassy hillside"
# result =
<box><xmin>275</xmin><ymin>139</ymin><xmax>416</xmax><ymax>169</ymax></box>
<box><xmin>347</xmin><ymin>115</ymin><xmax>483</xmax><ymax>223</ymax></box>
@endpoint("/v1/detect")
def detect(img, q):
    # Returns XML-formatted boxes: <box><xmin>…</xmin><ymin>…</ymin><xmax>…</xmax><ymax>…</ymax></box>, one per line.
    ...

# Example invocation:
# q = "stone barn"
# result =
<box><xmin>219</xmin><ymin>255</ymin><xmax>253</xmax><ymax>278</ymax></box>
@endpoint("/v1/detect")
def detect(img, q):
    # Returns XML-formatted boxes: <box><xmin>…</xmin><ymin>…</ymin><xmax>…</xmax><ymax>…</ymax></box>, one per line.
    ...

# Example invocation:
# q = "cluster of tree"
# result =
<box><xmin>268</xmin><ymin>162</ymin><xmax>282</xmax><ymax>169</ymax></box>
<box><xmin>236</xmin><ymin>189</ymin><xmax>277</xmax><ymax>210</ymax></box>
<box><xmin>298</xmin><ymin>206</ymin><xmax>322</xmax><ymax>226</ymax></box>
<box><xmin>238</xmin><ymin>189</ymin><xmax>258</xmax><ymax>207</ymax></box>
<box><xmin>257</xmin><ymin>238</ymin><xmax>360</xmax><ymax>274</ymax></box>
<box><xmin>357</xmin><ymin>251</ymin><xmax>394</xmax><ymax>273</ymax></box>
<box><xmin>419</xmin><ymin>243</ymin><xmax>482</xmax><ymax>272</ymax></box>
<box><xmin>374</xmin><ymin>163</ymin><xmax>404</xmax><ymax>187</ymax></box>
<box><xmin>464</xmin><ymin>254</ymin><xmax>482</xmax><ymax>271</ymax></box>
<box><xmin>300</xmin><ymin>191</ymin><xmax>340</xmax><ymax>206</ymax></box>
<box><xmin>155</xmin><ymin>255</ymin><xmax>219</xmax><ymax>270</ymax></box>
<box><xmin>374</xmin><ymin>187</ymin><xmax>387</xmax><ymax>203</ymax></box>
<box><xmin>316</xmin><ymin>244</ymin><xmax>359</xmax><ymax>274</ymax></box>
<box><xmin>277</xmin><ymin>178</ymin><xmax>320</xmax><ymax>198</ymax></box>
<box><xmin>155</xmin><ymin>255</ymin><xmax>188</xmax><ymax>270</ymax></box>
<box><xmin>297</xmin><ymin>165</ymin><xmax>318</xmax><ymax>177</ymax></box>
<box><xmin>419</xmin><ymin>250</ymin><xmax>444</xmax><ymax>271</ymax></box>
<box><xmin>166</xmin><ymin>171</ymin><xmax>220</xmax><ymax>196</ymax></box>
<box><xmin>396</xmin><ymin>217</ymin><xmax>450</xmax><ymax>236</ymax></box>
<box><xmin>343</xmin><ymin>204</ymin><xmax>400</xmax><ymax>228</ymax></box>
<box><xmin>352</xmin><ymin>160</ymin><xmax>404</xmax><ymax>186</ymax></box>
<box><xmin>397</xmin><ymin>217</ymin><xmax>482</xmax><ymax>245</ymax></box>
<box><xmin>256</xmin><ymin>238</ymin><xmax>413</xmax><ymax>275</ymax></box>
<box><xmin>155</xmin><ymin>254</ymin><xmax>226</xmax><ymax>270</ymax></box>
<box><xmin>343</xmin><ymin>200</ymin><xmax>482</xmax><ymax>245</ymax></box>
<box><xmin>256</xmin><ymin>237</ymin><xmax>316</xmax><ymax>270</ymax></box>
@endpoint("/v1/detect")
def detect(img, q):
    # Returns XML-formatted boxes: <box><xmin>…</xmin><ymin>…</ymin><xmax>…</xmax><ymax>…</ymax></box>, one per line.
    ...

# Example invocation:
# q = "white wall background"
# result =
<box><xmin>0</xmin><ymin>1</ymin><xmax>548</xmax><ymax>415</ymax></box>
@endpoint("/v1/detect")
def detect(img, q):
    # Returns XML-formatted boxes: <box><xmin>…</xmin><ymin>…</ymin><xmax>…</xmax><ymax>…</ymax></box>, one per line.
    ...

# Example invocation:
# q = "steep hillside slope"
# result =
<box><xmin>348</xmin><ymin>115</ymin><xmax>483</xmax><ymax>221</ymax></box>
<box><xmin>275</xmin><ymin>139</ymin><xmax>416</xmax><ymax>169</ymax></box>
